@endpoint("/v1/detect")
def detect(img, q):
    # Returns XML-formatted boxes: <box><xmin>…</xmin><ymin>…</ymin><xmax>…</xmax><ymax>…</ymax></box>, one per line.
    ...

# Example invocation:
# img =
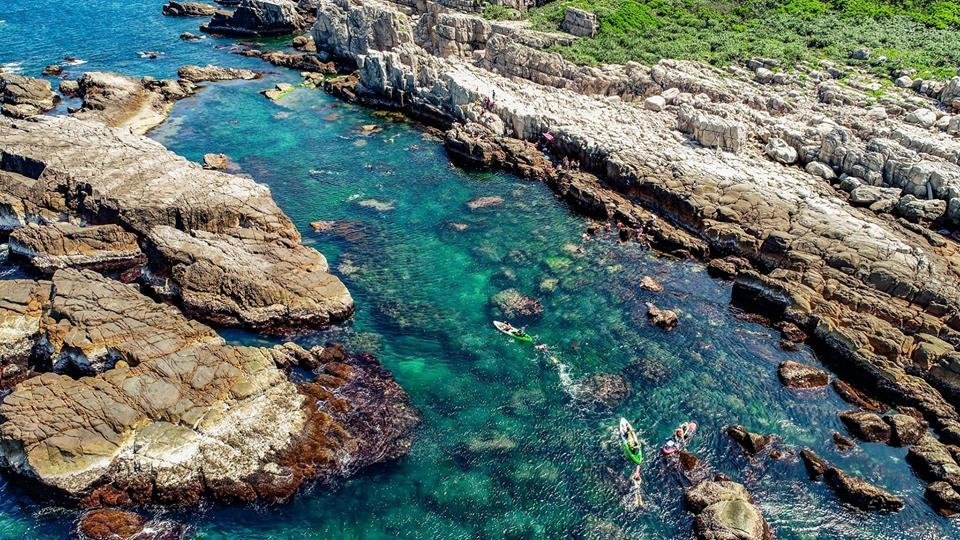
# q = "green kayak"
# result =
<box><xmin>619</xmin><ymin>418</ymin><xmax>643</xmax><ymax>465</ymax></box>
<box><xmin>493</xmin><ymin>320</ymin><xmax>533</xmax><ymax>343</ymax></box>
<box><xmin>623</xmin><ymin>441</ymin><xmax>643</xmax><ymax>465</ymax></box>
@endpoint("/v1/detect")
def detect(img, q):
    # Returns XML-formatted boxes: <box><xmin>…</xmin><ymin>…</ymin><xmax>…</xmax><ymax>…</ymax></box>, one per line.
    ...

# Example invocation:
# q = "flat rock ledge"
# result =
<box><xmin>0</xmin><ymin>115</ymin><xmax>353</xmax><ymax>330</ymax></box>
<box><xmin>0</xmin><ymin>269</ymin><xmax>418</xmax><ymax>507</ymax></box>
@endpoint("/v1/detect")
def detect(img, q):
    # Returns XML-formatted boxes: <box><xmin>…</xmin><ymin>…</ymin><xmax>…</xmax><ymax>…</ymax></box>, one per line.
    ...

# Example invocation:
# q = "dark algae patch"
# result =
<box><xmin>523</xmin><ymin>0</ymin><xmax>960</xmax><ymax>78</ymax></box>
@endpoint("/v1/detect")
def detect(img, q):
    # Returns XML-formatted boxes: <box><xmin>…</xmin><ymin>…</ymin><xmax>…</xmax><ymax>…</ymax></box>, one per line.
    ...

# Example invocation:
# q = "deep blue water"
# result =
<box><xmin>1</xmin><ymin>2</ymin><xmax>958</xmax><ymax>538</ymax></box>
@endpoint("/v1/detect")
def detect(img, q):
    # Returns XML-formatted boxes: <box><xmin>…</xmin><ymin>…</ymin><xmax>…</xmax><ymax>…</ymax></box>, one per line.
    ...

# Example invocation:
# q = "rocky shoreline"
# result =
<box><xmin>0</xmin><ymin>43</ymin><xmax>418</xmax><ymax>530</ymax></box>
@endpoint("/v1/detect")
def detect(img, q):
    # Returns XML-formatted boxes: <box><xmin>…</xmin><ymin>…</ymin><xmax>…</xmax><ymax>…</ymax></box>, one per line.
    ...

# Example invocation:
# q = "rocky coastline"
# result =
<box><xmin>0</xmin><ymin>58</ymin><xmax>417</xmax><ymax>529</ymax></box>
<box><xmin>4</xmin><ymin>0</ymin><xmax>960</xmax><ymax>535</ymax></box>
<box><xmin>282</xmin><ymin>0</ymin><xmax>960</xmax><ymax>521</ymax></box>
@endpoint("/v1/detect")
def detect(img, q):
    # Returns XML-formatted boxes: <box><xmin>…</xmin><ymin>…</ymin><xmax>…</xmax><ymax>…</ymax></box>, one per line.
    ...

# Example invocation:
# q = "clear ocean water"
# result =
<box><xmin>0</xmin><ymin>2</ymin><xmax>957</xmax><ymax>538</ymax></box>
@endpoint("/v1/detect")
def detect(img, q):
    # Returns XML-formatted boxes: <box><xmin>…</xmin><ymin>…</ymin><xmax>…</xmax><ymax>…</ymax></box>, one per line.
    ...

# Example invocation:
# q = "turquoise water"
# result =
<box><xmin>1</xmin><ymin>2</ymin><xmax>958</xmax><ymax>538</ymax></box>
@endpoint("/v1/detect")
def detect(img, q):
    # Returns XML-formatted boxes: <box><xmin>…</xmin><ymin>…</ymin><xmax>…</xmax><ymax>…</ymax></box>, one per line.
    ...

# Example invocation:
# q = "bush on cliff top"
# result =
<box><xmin>522</xmin><ymin>0</ymin><xmax>960</xmax><ymax>77</ymax></box>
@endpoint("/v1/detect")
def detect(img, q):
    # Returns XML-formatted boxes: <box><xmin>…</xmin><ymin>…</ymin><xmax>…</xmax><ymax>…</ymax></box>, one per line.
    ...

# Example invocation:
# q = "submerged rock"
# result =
<box><xmin>0</xmin><ymin>73</ymin><xmax>58</xmax><ymax>118</ymax></box>
<box><xmin>489</xmin><ymin>288</ymin><xmax>543</xmax><ymax>320</ymax></box>
<box><xmin>777</xmin><ymin>361</ymin><xmax>828</xmax><ymax>388</ymax></box>
<box><xmin>572</xmin><ymin>373</ymin><xmax>630</xmax><ymax>410</ymax></box>
<box><xmin>0</xmin><ymin>269</ymin><xmax>417</xmax><ymax>506</ymax></box>
<box><xmin>467</xmin><ymin>196</ymin><xmax>505</xmax><ymax>210</ymax></box>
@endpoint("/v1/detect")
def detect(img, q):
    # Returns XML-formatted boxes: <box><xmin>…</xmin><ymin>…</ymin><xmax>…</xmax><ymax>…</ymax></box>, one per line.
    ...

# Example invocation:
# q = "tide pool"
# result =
<box><xmin>0</xmin><ymin>2</ymin><xmax>956</xmax><ymax>538</ymax></box>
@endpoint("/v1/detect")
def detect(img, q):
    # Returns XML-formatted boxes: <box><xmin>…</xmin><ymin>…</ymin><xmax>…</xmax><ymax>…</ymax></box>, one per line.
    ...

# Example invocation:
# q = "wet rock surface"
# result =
<box><xmin>777</xmin><ymin>361</ymin><xmax>828</xmax><ymax>388</ymax></box>
<box><xmin>645</xmin><ymin>302</ymin><xmax>678</xmax><ymax>330</ymax></box>
<box><xmin>685</xmin><ymin>476</ymin><xmax>772</xmax><ymax>540</ymax></box>
<box><xmin>0</xmin><ymin>269</ymin><xmax>417</xmax><ymax>506</ymax></box>
<box><xmin>0</xmin><ymin>116</ymin><xmax>353</xmax><ymax>330</ymax></box>
<box><xmin>726</xmin><ymin>425</ymin><xmax>772</xmax><ymax>455</ymax></box>
<box><xmin>799</xmin><ymin>448</ymin><xmax>903</xmax><ymax>511</ymax></box>
<box><xmin>839</xmin><ymin>410</ymin><xmax>892</xmax><ymax>443</ymax></box>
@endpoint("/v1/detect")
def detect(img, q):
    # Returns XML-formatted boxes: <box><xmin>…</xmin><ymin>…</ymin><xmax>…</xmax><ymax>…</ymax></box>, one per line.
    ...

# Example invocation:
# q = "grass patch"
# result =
<box><xmin>517</xmin><ymin>0</ymin><xmax>960</xmax><ymax>75</ymax></box>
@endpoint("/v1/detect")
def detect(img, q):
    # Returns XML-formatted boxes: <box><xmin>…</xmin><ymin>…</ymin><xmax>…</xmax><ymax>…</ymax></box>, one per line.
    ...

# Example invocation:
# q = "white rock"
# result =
<box><xmin>905</xmin><ymin>108</ymin><xmax>937</xmax><ymax>128</ymax></box>
<box><xmin>894</xmin><ymin>76</ymin><xmax>913</xmax><ymax>88</ymax></box>
<box><xmin>764</xmin><ymin>137</ymin><xmax>798</xmax><ymax>164</ymax></box>
<box><xmin>866</xmin><ymin>107</ymin><xmax>887</xmax><ymax>121</ymax></box>
<box><xmin>644</xmin><ymin>95</ymin><xmax>666</xmax><ymax>112</ymax></box>
<box><xmin>805</xmin><ymin>161</ymin><xmax>836</xmax><ymax>180</ymax></box>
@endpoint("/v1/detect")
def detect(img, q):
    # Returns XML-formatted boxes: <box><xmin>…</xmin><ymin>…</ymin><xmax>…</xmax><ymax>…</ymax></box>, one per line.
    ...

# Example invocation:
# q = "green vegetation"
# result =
<box><xmin>483</xmin><ymin>3</ymin><xmax>524</xmax><ymax>20</ymax></box>
<box><xmin>518</xmin><ymin>0</ymin><xmax>960</xmax><ymax>77</ymax></box>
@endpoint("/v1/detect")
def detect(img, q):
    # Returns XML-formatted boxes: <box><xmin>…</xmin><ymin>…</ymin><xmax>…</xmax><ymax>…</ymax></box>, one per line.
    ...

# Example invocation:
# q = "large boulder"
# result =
<box><xmin>0</xmin><ymin>74</ymin><xmax>58</xmax><ymax>118</ymax></box>
<box><xmin>561</xmin><ymin>8</ymin><xmax>597</xmax><ymax>38</ymax></box>
<box><xmin>177</xmin><ymin>64</ymin><xmax>261</xmax><ymax>83</ymax></box>
<box><xmin>143</xmin><ymin>226</ymin><xmax>353</xmax><ymax>328</ymax></box>
<box><xmin>907</xmin><ymin>433</ymin><xmax>960</xmax><ymax>487</ymax></box>
<box><xmin>0</xmin><ymin>270</ymin><xmax>418</xmax><ymax>506</ymax></box>
<box><xmin>824</xmin><ymin>467</ymin><xmax>903</xmax><ymax>512</ymax></box>
<box><xmin>777</xmin><ymin>361</ymin><xmax>828</xmax><ymax>388</ymax></box>
<box><xmin>726</xmin><ymin>425</ymin><xmax>773</xmax><ymax>455</ymax></box>
<box><xmin>685</xmin><ymin>477</ymin><xmax>772</xmax><ymax>540</ymax></box>
<box><xmin>202</xmin><ymin>0</ymin><xmax>306</xmax><ymax>36</ymax></box>
<box><xmin>838</xmin><ymin>410</ymin><xmax>891</xmax><ymax>443</ymax></box>
<box><xmin>0</xmin><ymin>116</ymin><xmax>354</xmax><ymax>330</ymax></box>
<box><xmin>886</xmin><ymin>413</ymin><xmax>926</xmax><ymax>446</ymax></box>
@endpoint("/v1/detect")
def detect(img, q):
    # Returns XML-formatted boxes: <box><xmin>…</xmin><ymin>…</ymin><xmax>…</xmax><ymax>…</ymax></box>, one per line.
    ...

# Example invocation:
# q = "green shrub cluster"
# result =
<box><xmin>518</xmin><ymin>0</ymin><xmax>960</xmax><ymax>77</ymax></box>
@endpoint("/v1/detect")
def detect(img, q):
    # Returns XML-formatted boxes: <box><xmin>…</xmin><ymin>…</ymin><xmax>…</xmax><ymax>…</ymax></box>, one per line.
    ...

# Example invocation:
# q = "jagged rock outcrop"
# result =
<box><xmin>799</xmin><ymin>448</ymin><xmax>903</xmax><ymax>511</ymax></box>
<box><xmin>726</xmin><ymin>425</ymin><xmax>772</xmax><ymax>455</ymax></box>
<box><xmin>560</xmin><ymin>8</ymin><xmax>597</xmax><ymax>38</ymax></box>
<box><xmin>0</xmin><ymin>269</ymin><xmax>418</xmax><ymax>506</ymax></box>
<box><xmin>839</xmin><ymin>410</ymin><xmax>891</xmax><ymax>443</ymax></box>
<box><xmin>9</xmin><ymin>222</ymin><xmax>144</xmax><ymax>275</ymax></box>
<box><xmin>0</xmin><ymin>74</ymin><xmax>58</xmax><ymax>118</ymax></box>
<box><xmin>162</xmin><ymin>1</ymin><xmax>217</xmax><ymax>16</ymax></box>
<box><xmin>202</xmin><ymin>0</ymin><xmax>306</xmax><ymax>36</ymax></box>
<box><xmin>77</xmin><ymin>508</ymin><xmax>187</xmax><ymax>540</ymax></box>
<box><xmin>177</xmin><ymin>64</ymin><xmax>261</xmax><ymax>83</ymax></box>
<box><xmin>0</xmin><ymin>116</ymin><xmax>354</xmax><ymax>330</ymax></box>
<box><xmin>72</xmin><ymin>72</ymin><xmax>196</xmax><ymax>134</ymax></box>
<box><xmin>685</xmin><ymin>476</ymin><xmax>772</xmax><ymax>539</ymax></box>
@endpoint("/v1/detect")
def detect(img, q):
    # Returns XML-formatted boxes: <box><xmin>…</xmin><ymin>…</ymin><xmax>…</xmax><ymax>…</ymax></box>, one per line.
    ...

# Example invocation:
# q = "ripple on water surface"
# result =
<box><xmin>0</xmin><ymin>1</ymin><xmax>957</xmax><ymax>538</ymax></box>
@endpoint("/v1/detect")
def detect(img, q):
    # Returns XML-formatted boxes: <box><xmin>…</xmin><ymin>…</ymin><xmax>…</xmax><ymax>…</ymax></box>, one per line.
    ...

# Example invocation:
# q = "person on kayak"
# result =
<box><xmin>625</xmin><ymin>429</ymin><xmax>640</xmax><ymax>452</ymax></box>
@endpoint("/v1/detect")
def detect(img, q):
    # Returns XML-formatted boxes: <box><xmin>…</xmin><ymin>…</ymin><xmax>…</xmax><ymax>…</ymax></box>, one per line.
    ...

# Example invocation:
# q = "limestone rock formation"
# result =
<box><xmin>177</xmin><ymin>64</ymin><xmax>261</xmax><ymax>83</ymax></box>
<box><xmin>202</xmin><ymin>0</ymin><xmax>306</xmax><ymax>36</ymax></box>
<box><xmin>0</xmin><ymin>269</ymin><xmax>417</xmax><ymax>506</ymax></box>
<box><xmin>0</xmin><ymin>115</ymin><xmax>354</xmax><ymax>330</ymax></box>
<box><xmin>72</xmin><ymin>72</ymin><xmax>196</xmax><ymax>134</ymax></box>
<box><xmin>9</xmin><ymin>222</ymin><xmax>144</xmax><ymax>275</ymax></box>
<box><xmin>162</xmin><ymin>1</ymin><xmax>217</xmax><ymax>16</ymax></box>
<box><xmin>560</xmin><ymin>8</ymin><xmax>597</xmax><ymax>38</ymax></box>
<box><xmin>0</xmin><ymin>74</ymin><xmax>58</xmax><ymax>118</ymax></box>
<box><xmin>685</xmin><ymin>476</ymin><xmax>772</xmax><ymax>540</ymax></box>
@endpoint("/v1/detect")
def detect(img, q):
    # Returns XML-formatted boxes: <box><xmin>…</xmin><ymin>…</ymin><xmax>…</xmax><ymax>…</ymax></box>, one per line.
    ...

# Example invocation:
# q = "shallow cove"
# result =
<box><xmin>0</xmin><ymin>1</ymin><xmax>957</xmax><ymax>538</ymax></box>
